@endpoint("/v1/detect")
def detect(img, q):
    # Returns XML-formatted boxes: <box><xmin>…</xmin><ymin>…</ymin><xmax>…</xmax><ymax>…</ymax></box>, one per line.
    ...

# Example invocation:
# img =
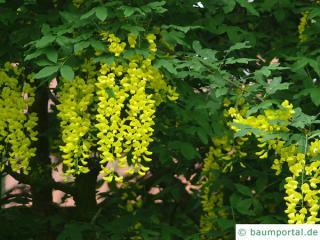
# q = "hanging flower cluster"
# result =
<box><xmin>96</xmin><ymin>58</ymin><xmax>156</xmax><ymax>182</ymax></box>
<box><xmin>0</xmin><ymin>63</ymin><xmax>38</xmax><ymax>174</ymax></box>
<box><xmin>297</xmin><ymin>1</ymin><xmax>320</xmax><ymax>42</ymax></box>
<box><xmin>107</xmin><ymin>33</ymin><xmax>127</xmax><ymax>57</ymax></box>
<box><xmin>146</xmin><ymin>33</ymin><xmax>157</xmax><ymax>52</ymax></box>
<box><xmin>298</xmin><ymin>12</ymin><xmax>309</xmax><ymax>42</ymax></box>
<box><xmin>229</xmin><ymin>100</ymin><xmax>294</xmax><ymax>163</ymax></box>
<box><xmin>282</xmin><ymin>139</ymin><xmax>320</xmax><ymax>224</ymax></box>
<box><xmin>128</xmin><ymin>33</ymin><xmax>137</xmax><ymax>48</ymax></box>
<box><xmin>57</xmin><ymin>76</ymin><xmax>96</xmax><ymax>177</ymax></box>
<box><xmin>228</xmin><ymin>100</ymin><xmax>320</xmax><ymax>223</ymax></box>
<box><xmin>57</xmin><ymin>32</ymin><xmax>179</xmax><ymax>182</ymax></box>
<box><xmin>200</xmin><ymin>97</ymin><xmax>251</xmax><ymax>237</ymax></box>
<box><xmin>282</xmin><ymin>145</ymin><xmax>320</xmax><ymax>224</ymax></box>
<box><xmin>201</xmin><ymin>135</ymin><xmax>247</xmax><ymax>239</ymax></box>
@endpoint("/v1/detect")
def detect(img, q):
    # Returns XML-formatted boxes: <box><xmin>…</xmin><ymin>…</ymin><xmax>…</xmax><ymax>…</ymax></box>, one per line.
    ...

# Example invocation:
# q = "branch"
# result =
<box><xmin>4</xmin><ymin>165</ymin><xmax>75</xmax><ymax>195</ymax></box>
<box><xmin>50</xmin><ymin>180</ymin><xmax>75</xmax><ymax>195</ymax></box>
<box><xmin>4</xmin><ymin>166</ymin><xmax>31</xmax><ymax>185</ymax></box>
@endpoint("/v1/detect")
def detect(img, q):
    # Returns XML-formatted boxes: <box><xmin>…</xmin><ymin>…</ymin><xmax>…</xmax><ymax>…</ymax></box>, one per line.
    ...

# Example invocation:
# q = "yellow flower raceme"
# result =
<box><xmin>228</xmin><ymin>100</ymin><xmax>320</xmax><ymax>224</ymax></box>
<box><xmin>57</xmin><ymin>33</ymin><xmax>179</xmax><ymax>182</ymax></box>
<box><xmin>298</xmin><ymin>12</ymin><xmax>309</xmax><ymax>42</ymax></box>
<box><xmin>200</xmin><ymin>136</ymin><xmax>246</xmax><ymax>239</ymax></box>
<box><xmin>230</xmin><ymin>100</ymin><xmax>294</xmax><ymax>164</ymax></box>
<box><xmin>107</xmin><ymin>33</ymin><xmax>126</xmax><ymax>56</ymax></box>
<box><xmin>57</xmin><ymin>76</ymin><xmax>96</xmax><ymax>176</ymax></box>
<box><xmin>146</xmin><ymin>33</ymin><xmax>157</xmax><ymax>53</ymax></box>
<box><xmin>128</xmin><ymin>33</ymin><xmax>137</xmax><ymax>48</ymax></box>
<box><xmin>0</xmin><ymin>64</ymin><xmax>38</xmax><ymax>174</ymax></box>
<box><xmin>96</xmin><ymin>59</ymin><xmax>156</xmax><ymax>182</ymax></box>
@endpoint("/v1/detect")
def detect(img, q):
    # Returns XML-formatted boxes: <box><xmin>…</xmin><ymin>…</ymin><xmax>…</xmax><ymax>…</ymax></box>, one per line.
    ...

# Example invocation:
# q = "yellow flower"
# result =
<box><xmin>0</xmin><ymin>64</ymin><xmax>38</xmax><ymax>174</ymax></box>
<box><xmin>128</xmin><ymin>33</ymin><xmax>137</xmax><ymax>48</ymax></box>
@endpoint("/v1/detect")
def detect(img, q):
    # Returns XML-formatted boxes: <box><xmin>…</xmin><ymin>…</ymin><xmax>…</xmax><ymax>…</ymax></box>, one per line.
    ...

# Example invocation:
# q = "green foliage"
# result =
<box><xmin>1</xmin><ymin>0</ymin><xmax>320</xmax><ymax>239</ymax></box>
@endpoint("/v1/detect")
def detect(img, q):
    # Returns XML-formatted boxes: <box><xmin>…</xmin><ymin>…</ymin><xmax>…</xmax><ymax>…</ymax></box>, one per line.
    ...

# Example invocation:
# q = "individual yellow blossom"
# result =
<box><xmin>99</xmin><ymin>30</ymin><xmax>109</xmax><ymax>41</ymax></box>
<box><xmin>72</xmin><ymin>0</ymin><xmax>84</xmax><ymax>8</ymax></box>
<box><xmin>128</xmin><ymin>33</ymin><xmax>137</xmax><ymax>48</ymax></box>
<box><xmin>146</xmin><ymin>33</ymin><xmax>157</xmax><ymax>52</ymax></box>
<box><xmin>308</xmin><ymin>139</ymin><xmax>320</xmax><ymax>157</ymax></box>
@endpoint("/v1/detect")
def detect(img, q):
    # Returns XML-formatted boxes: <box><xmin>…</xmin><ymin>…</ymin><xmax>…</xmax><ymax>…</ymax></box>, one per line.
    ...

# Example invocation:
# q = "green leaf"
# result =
<box><xmin>95</xmin><ymin>7</ymin><xmax>108</xmax><ymax>21</ymax></box>
<box><xmin>155</xmin><ymin>59</ymin><xmax>177</xmax><ymax>74</ymax></box>
<box><xmin>123</xmin><ymin>7</ymin><xmax>139</xmax><ymax>17</ymax></box>
<box><xmin>35</xmin><ymin>35</ymin><xmax>56</xmax><ymax>48</ymax></box>
<box><xmin>256</xmin><ymin>175</ymin><xmax>268</xmax><ymax>193</ymax></box>
<box><xmin>226</xmin><ymin>41</ymin><xmax>251</xmax><ymax>53</ymax></box>
<box><xmin>161</xmin><ymin>30</ymin><xmax>187</xmax><ymax>47</ymax></box>
<box><xmin>121</xmin><ymin>24</ymin><xmax>145</xmax><ymax>35</ymax></box>
<box><xmin>230</xmin><ymin>193</ymin><xmax>242</xmax><ymax>208</ymax></box>
<box><xmin>309</xmin><ymin>59</ymin><xmax>320</xmax><ymax>77</ymax></box>
<box><xmin>34</xmin><ymin>65</ymin><xmax>59</xmax><ymax>79</ymax></box>
<box><xmin>233</xmin><ymin>123</ymin><xmax>264</xmax><ymax>138</ymax></box>
<box><xmin>254</xmin><ymin>64</ymin><xmax>286</xmax><ymax>79</ymax></box>
<box><xmin>106</xmin><ymin>87</ymin><xmax>116</xmax><ymax>98</ymax></box>
<box><xmin>310</xmin><ymin>88</ymin><xmax>320</xmax><ymax>106</ymax></box>
<box><xmin>74</xmin><ymin>41</ymin><xmax>90</xmax><ymax>53</ymax></box>
<box><xmin>143</xmin><ymin>1</ymin><xmax>167</xmax><ymax>14</ymax></box>
<box><xmin>169</xmin><ymin>141</ymin><xmax>199</xmax><ymax>160</ymax></box>
<box><xmin>216</xmin><ymin>219</ymin><xmax>235</xmax><ymax>231</ymax></box>
<box><xmin>45</xmin><ymin>49</ymin><xmax>58</xmax><ymax>63</ymax></box>
<box><xmin>57</xmin><ymin>223</ymin><xmax>90</xmax><ymax>240</ymax></box>
<box><xmin>90</xmin><ymin>40</ymin><xmax>105</xmax><ymax>51</ymax></box>
<box><xmin>197</xmin><ymin>128</ymin><xmax>208</xmax><ymax>144</ymax></box>
<box><xmin>252</xmin><ymin>199</ymin><xmax>263</xmax><ymax>214</ymax></box>
<box><xmin>291</xmin><ymin>107</ymin><xmax>317</xmax><ymax>128</ymax></box>
<box><xmin>236</xmin><ymin>0</ymin><xmax>259</xmax><ymax>16</ymax></box>
<box><xmin>309</xmin><ymin>130</ymin><xmax>320</xmax><ymax>140</ymax></box>
<box><xmin>234</xmin><ymin>183</ymin><xmax>252</xmax><ymax>196</ymax></box>
<box><xmin>192</xmin><ymin>41</ymin><xmax>202</xmax><ymax>53</ymax></box>
<box><xmin>41</xmin><ymin>24</ymin><xmax>50</xmax><ymax>34</ymax></box>
<box><xmin>56</xmin><ymin>36</ymin><xmax>72</xmax><ymax>46</ymax></box>
<box><xmin>161</xmin><ymin>25</ymin><xmax>201</xmax><ymax>34</ymax></box>
<box><xmin>246</xmin><ymin>100</ymin><xmax>276</xmax><ymax>116</ymax></box>
<box><xmin>291</xmin><ymin>57</ymin><xmax>309</xmax><ymax>72</ymax></box>
<box><xmin>35</xmin><ymin>59</ymin><xmax>54</xmax><ymax>67</ymax></box>
<box><xmin>266</xmin><ymin>77</ymin><xmax>290</xmax><ymax>95</ymax></box>
<box><xmin>224</xmin><ymin>57</ymin><xmax>254</xmax><ymax>64</ymax></box>
<box><xmin>236</xmin><ymin>198</ymin><xmax>254</xmax><ymax>215</ymax></box>
<box><xmin>222</xmin><ymin>0</ymin><xmax>236</xmax><ymax>13</ymax></box>
<box><xmin>25</xmin><ymin>50</ymin><xmax>43</xmax><ymax>61</ymax></box>
<box><xmin>215</xmin><ymin>87</ymin><xmax>228</xmax><ymax>98</ymax></box>
<box><xmin>60</xmin><ymin>11</ymin><xmax>78</xmax><ymax>23</ymax></box>
<box><xmin>80</xmin><ymin>8</ymin><xmax>96</xmax><ymax>20</ymax></box>
<box><xmin>60</xmin><ymin>65</ymin><xmax>74</xmax><ymax>81</ymax></box>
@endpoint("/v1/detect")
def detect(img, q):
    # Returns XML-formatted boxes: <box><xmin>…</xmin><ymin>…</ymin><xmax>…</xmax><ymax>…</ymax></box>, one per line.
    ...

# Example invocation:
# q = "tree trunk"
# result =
<box><xmin>74</xmin><ymin>168</ymin><xmax>99</xmax><ymax>221</ymax></box>
<box><xmin>29</xmin><ymin>84</ymin><xmax>54</xmax><ymax>240</ymax></box>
